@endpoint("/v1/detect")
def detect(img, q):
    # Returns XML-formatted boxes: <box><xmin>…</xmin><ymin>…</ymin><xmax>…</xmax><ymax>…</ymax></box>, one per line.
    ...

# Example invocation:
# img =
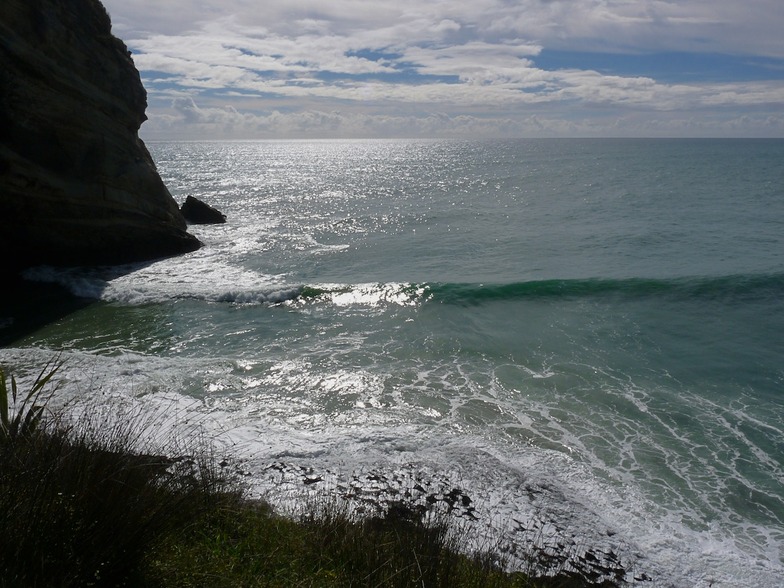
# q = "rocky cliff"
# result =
<box><xmin>0</xmin><ymin>0</ymin><xmax>200</xmax><ymax>272</ymax></box>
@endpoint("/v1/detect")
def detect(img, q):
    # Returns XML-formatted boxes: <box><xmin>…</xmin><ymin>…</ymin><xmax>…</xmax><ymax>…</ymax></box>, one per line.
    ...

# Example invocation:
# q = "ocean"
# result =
<box><xmin>2</xmin><ymin>138</ymin><xmax>783</xmax><ymax>586</ymax></box>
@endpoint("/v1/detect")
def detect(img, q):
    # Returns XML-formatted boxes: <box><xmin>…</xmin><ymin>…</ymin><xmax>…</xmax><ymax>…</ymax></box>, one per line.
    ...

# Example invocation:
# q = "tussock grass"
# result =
<box><xmin>146</xmin><ymin>497</ymin><xmax>536</xmax><ymax>588</ymax></box>
<box><xmin>0</xmin><ymin>365</ymin><xmax>619</xmax><ymax>587</ymax></box>
<box><xmin>0</xmin><ymin>365</ymin><xmax>235</xmax><ymax>587</ymax></box>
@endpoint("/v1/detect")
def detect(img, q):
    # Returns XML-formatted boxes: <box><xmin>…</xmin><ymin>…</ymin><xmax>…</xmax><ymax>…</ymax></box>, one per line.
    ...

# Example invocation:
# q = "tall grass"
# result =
<box><xmin>0</xmin><ymin>365</ymin><xmax>237</xmax><ymax>587</ymax></box>
<box><xmin>0</xmin><ymin>361</ymin><xmax>60</xmax><ymax>442</ymax></box>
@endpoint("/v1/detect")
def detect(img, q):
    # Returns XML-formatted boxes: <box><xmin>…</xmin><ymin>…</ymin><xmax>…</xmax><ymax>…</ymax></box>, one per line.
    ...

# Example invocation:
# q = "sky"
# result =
<box><xmin>100</xmin><ymin>0</ymin><xmax>784</xmax><ymax>139</ymax></box>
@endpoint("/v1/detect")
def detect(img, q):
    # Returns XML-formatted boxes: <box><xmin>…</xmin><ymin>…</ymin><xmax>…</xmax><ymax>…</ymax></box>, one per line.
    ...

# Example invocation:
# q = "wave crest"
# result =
<box><xmin>422</xmin><ymin>274</ymin><xmax>784</xmax><ymax>305</ymax></box>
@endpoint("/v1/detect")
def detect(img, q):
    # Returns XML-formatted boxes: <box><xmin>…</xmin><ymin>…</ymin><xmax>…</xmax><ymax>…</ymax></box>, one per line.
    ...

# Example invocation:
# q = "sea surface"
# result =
<box><xmin>3</xmin><ymin>138</ymin><xmax>784</xmax><ymax>586</ymax></box>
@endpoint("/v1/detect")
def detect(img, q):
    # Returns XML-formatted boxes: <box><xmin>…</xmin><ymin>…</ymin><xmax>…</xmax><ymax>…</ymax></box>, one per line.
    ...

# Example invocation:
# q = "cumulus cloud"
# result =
<box><xmin>101</xmin><ymin>0</ymin><xmax>784</xmax><ymax>138</ymax></box>
<box><xmin>106</xmin><ymin>0</ymin><xmax>784</xmax><ymax>57</ymax></box>
<box><xmin>140</xmin><ymin>96</ymin><xmax>784</xmax><ymax>140</ymax></box>
<box><xmin>146</xmin><ymin>101</ymin><xmax>560</xmax><ymax>139</ymax></box>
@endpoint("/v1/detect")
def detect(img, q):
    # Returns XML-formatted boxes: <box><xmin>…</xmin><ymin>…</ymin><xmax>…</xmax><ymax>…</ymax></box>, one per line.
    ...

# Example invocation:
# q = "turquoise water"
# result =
<box><xmin>3</xmin><ymin>139</ymin><xmax>784</xmax><ymax>586</ymax></box>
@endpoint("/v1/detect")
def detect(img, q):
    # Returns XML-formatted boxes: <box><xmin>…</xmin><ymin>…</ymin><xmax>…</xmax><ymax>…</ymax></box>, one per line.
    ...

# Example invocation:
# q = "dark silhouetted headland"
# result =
<box><xmin>0</xmin><ymin>0</ymin><xmax>200</xmax><ymax>273</ymax></box>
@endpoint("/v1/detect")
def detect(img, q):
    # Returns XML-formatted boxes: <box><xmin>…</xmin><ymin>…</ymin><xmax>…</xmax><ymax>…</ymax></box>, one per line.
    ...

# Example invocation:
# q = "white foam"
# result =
<box><xmin>23</xmin><ymin>265</ymin><xmax>109</xmax><ymax>299</ymax></box>
<box><xmin>2</xmin><ymin>343</ymin><xmax>782</xmax><ymax>588</ymax></box>
<box><xmin>294</xmin><ymin>282</ymin><xmax>426</xmax><ymax>308</ymax></box>
<box><xmin>22</xmin><ymin>256</ymin><xmax>296</xmax><ymax>306</ymax></box>
<box><xmin>22</xmin><ymin>265</ymin><xmax>425</xmax><ymax>310</ymax></box>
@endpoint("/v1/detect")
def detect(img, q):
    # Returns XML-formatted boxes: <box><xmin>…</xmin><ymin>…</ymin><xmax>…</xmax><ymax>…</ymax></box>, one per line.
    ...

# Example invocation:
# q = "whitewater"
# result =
<box><xmin>3</xmin><ymin>138</ymin><xmax>783</xmax><ymax>586</ymax></box>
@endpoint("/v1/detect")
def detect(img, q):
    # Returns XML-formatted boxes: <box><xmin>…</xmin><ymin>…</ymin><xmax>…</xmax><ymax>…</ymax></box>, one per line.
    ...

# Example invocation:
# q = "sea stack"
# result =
<box><xmin>180</xmin><ymin>196</ymin><xmax>227</xmax><ymax>225</ymax></box>
<box><xmin>0</xmin><ymin>0</ymin><xmax>200</xmax><ymax>272</ymax></box>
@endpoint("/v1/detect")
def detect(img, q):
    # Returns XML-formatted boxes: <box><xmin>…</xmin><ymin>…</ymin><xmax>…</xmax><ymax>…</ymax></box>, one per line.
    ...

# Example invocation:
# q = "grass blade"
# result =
<box><xmin>0</xmin><ymin>368</ymin><xmax>9</xmax><ymax>434</ymax></box>
<box><xmin>1</xmin><ymin>361</ymin><xmax>61</xmax><ymax>442</ymax></box>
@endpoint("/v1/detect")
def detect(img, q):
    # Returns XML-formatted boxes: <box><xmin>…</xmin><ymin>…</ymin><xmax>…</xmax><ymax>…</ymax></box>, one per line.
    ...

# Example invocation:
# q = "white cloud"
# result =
<box><xmin>105</xmin><ymin>1</ymin><xmax>784</xmax><ymax>58</ymax></box>
<box><xmin>101</xmin><ymin>0</ymin><xmax>784</xmax><ymax>138</ymax></box>
<box><xmin>140</xmin><ymin>99</ymin><xmax>784</xmax><ymax>140</ymax></box>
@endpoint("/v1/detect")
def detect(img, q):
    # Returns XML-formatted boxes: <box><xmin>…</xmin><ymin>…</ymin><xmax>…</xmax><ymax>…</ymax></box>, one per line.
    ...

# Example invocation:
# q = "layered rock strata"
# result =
<box><xmin>0</xmin><ymin>0</ymin><xmax>200</xmax><ymax>271</ymax></box>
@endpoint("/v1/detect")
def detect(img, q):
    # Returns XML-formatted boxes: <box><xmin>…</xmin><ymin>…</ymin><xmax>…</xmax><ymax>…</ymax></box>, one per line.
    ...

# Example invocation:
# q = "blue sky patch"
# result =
<box><xmin>534</xmin><ymin>50</ymin><xmax>784</xmax><ymax>83</ymax></box>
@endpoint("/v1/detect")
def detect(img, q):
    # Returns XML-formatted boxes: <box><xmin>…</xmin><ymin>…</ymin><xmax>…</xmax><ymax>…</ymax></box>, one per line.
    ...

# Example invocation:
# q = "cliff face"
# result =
<box><xmin>0</xmin><ymin>0</ymin><xmax>200</xmax><ymax>271</ymax></box>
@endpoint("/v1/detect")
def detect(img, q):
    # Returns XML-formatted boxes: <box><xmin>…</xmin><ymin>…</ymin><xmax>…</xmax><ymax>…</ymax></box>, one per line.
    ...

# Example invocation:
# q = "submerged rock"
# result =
<box><xmin>180</xmin><ymin>195</ymin><xmax>227</xmax><ymax>224</ymax></box>
<box><xmin>0</xmin><ymin>0</ymin><xmax>200</xmax><ymax>271</ymax></box>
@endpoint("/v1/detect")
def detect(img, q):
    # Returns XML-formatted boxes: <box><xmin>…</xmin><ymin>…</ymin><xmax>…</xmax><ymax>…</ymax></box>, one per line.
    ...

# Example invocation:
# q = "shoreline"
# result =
<box><xmin>258</xmin><ymin>460</ymin><xmax>641</xmax><ymax>585</ymax></box>
<box><xmin>1</xmin><ymin>363</ymin><xmax>628</xmax><ymax>587</ymax></box>
<box><xmin>6</xmin><ymin>329</ymin><xmax>784</xmax><ymax>587</ymax></box>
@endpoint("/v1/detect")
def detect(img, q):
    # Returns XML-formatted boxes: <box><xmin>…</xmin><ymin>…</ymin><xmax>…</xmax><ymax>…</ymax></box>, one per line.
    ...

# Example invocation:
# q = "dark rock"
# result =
<box><xmin>180</xmin><ymin>195</ymin><xmax>227</xmax><ymax>224</ymax></box>
<box><xmin>0</xmin><ymin>0</ymin><xmax>200</xmax><ymax>272</ymax></box>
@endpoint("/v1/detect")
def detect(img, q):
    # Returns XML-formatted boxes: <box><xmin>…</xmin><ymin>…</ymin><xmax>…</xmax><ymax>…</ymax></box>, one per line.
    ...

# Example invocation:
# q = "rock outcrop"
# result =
<box><xmin>180</xmin><ymin>196</ymin><xmax>227</xmax><ymax>225</ymax></box>
<box><xmin>0</xmin><ymin>0</ymin><xmax>200</xmax><ymax>271</ymax></box>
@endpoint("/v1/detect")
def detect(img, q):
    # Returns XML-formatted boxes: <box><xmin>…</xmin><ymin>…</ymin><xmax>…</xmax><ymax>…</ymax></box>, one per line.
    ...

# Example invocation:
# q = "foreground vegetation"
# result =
<box><xmin>0</xmin><ymin>364</ymin><xmax>617</xmax><ymax>587</ymax></box>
